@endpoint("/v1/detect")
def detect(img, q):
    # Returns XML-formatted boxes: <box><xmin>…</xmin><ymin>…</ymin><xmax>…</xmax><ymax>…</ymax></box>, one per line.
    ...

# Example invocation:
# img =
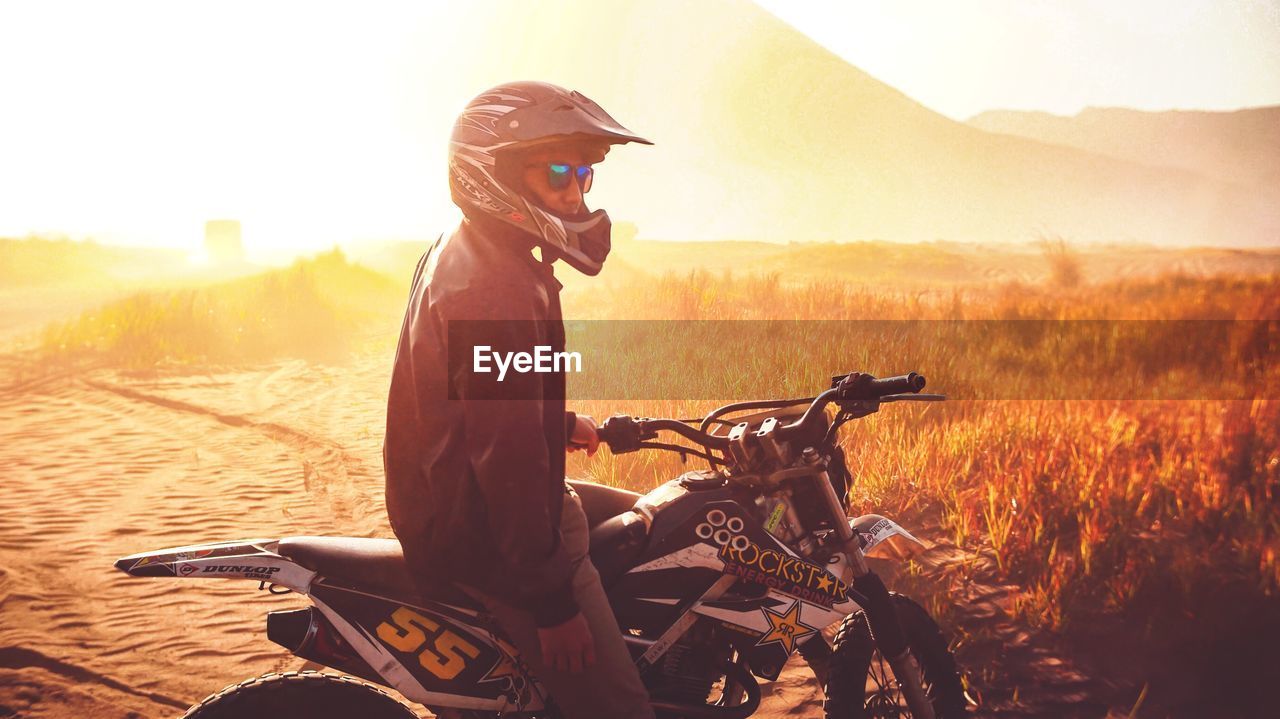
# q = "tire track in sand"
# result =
<box><xmin>82</xmin><ymin>377</ymin><xmax>380</xmax><ymax>532</ymax></box>
<box><xmin>0</xmin><ymin>368</ymin><xmax>392</xmax><ymax>719</ymax></box>
<box><xmin>0</xmin><ymin>647</ymin><xmax>187</xmax><ymax>711</ymax></box>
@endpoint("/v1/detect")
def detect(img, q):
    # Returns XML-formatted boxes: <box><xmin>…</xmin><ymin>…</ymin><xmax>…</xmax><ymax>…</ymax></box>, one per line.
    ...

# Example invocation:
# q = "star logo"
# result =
<box><xmin>480</xmin><ymin>636</ymin><xmax>527</xmax><ymax>691</ymax></box>
<box><xmin>480</xmin><ymin>653</ymin><xmax>521</xmax><ymax>684</ymax></box>
<box><xmin>756</xmin><ymin>601</ymin><xmax>818</xmax><ymax>654</ymax></box>
<box><xmin>815</xmin><ymin>572</ymin><xmax>834</xmax><ymax>594</ymax></box>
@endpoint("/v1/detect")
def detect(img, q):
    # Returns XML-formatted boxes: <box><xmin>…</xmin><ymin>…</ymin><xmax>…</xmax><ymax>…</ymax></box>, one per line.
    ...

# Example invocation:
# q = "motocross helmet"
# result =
<box><xmin>448</xmin><ymin>80</ymin><xmax>652</xmax><ymax>276</ymax></box>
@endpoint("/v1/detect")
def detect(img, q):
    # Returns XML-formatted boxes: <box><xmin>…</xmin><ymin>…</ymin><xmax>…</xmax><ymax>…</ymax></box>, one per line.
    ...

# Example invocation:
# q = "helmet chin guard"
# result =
<box><xmin>552</xmin><ymin>207</ymin><xmax>613</xmax><ymax>276</ymax></box>
<box><xmin>447</xmin><ymin>81</ymin><xmax>650</xmax><ymax>276</ymax></box>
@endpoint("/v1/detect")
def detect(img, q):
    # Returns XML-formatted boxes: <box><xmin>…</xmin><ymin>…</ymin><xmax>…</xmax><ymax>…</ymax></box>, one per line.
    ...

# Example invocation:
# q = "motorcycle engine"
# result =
<box><xmin>647</xmin><ymin>627</ymin><xmax>724</xmax><ymax>708</ymax></box>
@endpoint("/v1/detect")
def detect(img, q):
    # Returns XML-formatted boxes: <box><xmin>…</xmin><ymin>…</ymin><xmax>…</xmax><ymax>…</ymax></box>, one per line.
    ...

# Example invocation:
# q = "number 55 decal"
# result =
<box><xmin>376</xmin><ymin>606</ymin><xmax>481</xmax><ymax>681</ymax></box>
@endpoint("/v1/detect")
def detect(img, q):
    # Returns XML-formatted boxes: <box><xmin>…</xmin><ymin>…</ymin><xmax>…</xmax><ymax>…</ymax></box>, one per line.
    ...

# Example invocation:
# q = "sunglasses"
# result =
<box><xmin>545</xmin><ymin>162</ymin><xmax>594</xmax><ymax>193</ymax></box>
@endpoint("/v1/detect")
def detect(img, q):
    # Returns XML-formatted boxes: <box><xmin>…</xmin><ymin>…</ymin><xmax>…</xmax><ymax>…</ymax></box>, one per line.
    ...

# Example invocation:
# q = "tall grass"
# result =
<box><xmin>41</xmin><ymin>248</ymin><xmax>401</xmax><ymax>367</ymax></box>
<box><xmin>1037</xmin><ymin>235</ymin><xmax>1083</xmax><ymax>289</ymax></box>
<box><xmin>564</xmin><ymin>269</ymin><xmax>1280</xmax><ymax>629</ymax></box>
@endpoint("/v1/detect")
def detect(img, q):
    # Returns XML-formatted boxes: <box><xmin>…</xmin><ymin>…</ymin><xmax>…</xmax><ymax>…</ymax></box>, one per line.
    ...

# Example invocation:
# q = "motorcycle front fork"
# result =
<box><xmin>801</xmin><ymin>544</ymin><xmax>936</xmax><ymax>719</ymax></box>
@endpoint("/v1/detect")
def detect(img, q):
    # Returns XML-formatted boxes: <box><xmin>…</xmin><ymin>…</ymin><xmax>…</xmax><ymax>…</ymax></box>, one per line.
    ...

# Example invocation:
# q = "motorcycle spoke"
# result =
<box><xmin>865</xmin><ymin>649</ymin><xmax>905</xmax><ymax>716</ymax></box>
<box><xmin>864</xmin><ymin>647</ymin><xmax>939</xmax><ymax>718</ymax></box>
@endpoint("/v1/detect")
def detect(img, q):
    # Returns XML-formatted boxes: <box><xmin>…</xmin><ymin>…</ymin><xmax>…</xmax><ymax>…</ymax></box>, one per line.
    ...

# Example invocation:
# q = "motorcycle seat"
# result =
<box><xmin>279</xmin><ymin>507</ymin><xmax>650</xmax><ymax>604</ymax></box>
<box><xmin>588</xmin><ymin>510</ymin><xmax>650</xmax><ymax>588</ymax></box>
<box><xmin>278</xmin><ymin>536</ymin><xmax>481</xmax><ymax>610</ymax></box>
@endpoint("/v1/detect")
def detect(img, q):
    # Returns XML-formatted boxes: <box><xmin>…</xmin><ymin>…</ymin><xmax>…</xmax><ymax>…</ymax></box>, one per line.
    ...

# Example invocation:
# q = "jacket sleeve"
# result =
<box><xmin>439</xmin><ymin>286</ymin><xmax>579</xmax><ymax>627</ymax></box>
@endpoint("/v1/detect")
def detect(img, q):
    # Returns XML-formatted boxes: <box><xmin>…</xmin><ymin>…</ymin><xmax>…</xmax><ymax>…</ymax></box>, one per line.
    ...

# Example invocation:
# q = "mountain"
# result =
<box><xmin>967</xmin><ymin>106</ymin><xmax>1280</xmax><ymax>189</ymax></box>
<box><xmin>422</xmin><ymin>0</ymin><xmax>1278</xmax><ymax>246</ymax></box>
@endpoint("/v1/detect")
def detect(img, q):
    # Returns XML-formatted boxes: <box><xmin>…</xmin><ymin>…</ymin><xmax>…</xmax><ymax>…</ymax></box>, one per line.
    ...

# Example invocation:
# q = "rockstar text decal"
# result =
<box><xmin>718</xmin><ymin>535</ymin><xmax>849</xmax><ymax>608</ymax></box>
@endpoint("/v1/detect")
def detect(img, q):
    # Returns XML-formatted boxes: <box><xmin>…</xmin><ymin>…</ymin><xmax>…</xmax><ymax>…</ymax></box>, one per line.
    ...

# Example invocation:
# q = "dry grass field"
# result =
<box><xmin>561</xmin><ymin>267</ymin><xmax>1280</xmax><ymax>624</ymax></box>
<box><xmin>3</xmin><ymin>236</ymin><xmax>1277</xmax><ymax>717</ymax></box>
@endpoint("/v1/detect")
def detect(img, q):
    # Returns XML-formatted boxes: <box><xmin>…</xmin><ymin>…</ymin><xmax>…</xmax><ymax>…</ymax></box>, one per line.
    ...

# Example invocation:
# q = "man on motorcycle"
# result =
<box><xmin>383</xmin><ymin>81</ymin><xmax>655</xmax><ymax>718</ymax></box>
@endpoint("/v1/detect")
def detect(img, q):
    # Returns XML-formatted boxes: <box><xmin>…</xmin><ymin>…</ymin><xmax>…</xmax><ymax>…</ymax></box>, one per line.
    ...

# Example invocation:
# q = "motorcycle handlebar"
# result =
<box><xmin>596</xmin><ymin>416</ymin><xmax>731</xmax><ymax>454</ymax></box>
<box><xmin>595</xmin><ymin>371</ymin><xmax>927</xmax><ymax>455</ymax></box>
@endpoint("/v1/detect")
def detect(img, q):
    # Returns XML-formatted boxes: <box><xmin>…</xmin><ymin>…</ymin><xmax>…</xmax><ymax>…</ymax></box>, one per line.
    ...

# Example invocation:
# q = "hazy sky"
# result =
<box><xmin>757</xmin><ymin>0</ymin><xmax>1280</xmax><ymax>119</ymax></box>
<box><xmin>1</xmin><ymin>0</ymin><xmax>1276</xmax><ymax>255</ymax></box>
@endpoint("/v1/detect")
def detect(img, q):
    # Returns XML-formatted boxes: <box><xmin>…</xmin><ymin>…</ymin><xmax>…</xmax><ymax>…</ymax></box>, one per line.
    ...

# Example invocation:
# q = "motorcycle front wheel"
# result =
<box><xmin>180</xmin><ymin>671</ymin><xmax>419</xmax><ymax>719</ymax></box>
<box><xmin>823</xmin><ymin>593</ymin><xmax>969</xmax><ymax>719</ymax></box>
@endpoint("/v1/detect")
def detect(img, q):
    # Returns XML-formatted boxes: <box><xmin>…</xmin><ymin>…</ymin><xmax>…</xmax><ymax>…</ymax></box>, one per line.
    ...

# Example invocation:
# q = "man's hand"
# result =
<box><xmin>537</xmin><ymin>611</ymin><xmax>596</xmax><ymax>673</ymax></box>
<box><xmin>568</xmin><ymin>414</ymin><xmax>599</xmax><ymax>456</ymax></box>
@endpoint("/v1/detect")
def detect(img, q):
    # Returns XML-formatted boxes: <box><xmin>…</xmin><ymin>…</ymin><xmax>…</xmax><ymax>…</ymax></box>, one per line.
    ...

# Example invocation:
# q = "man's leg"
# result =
<box><xmin>566</xmin><ymin>478</ymin><xmax>643</xmax><ymax>528</ymax></box>
<box><xmin>465</xmin><ymin>490</ymin><xmax>655</xmax><ymax>719</ymax></box>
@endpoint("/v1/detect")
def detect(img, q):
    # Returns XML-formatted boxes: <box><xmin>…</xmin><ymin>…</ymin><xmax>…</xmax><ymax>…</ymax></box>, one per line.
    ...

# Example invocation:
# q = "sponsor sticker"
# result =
<box><xmin>755</xmin><ymin>600</ymin><xmax>818</xmax><ymax>654</ymax></box>
<box><xmin>764</xmin><ymin>503</ymin><xmax>786</xmax><ymax>532</ymax></box>
<box><xmin>201</xmin><ymin>564</ymin><xmax>282</xmax><ymax>580</ymax></box>
<box><xmin>174</xmin><ymin>549</ymin><xmax>215</xmax><ymax>561</ymax></box>
<box><xmin>718</xmin><ymin>536</ymin><xmax>849</xmax><ymax>608</ymax></box>
<box><xmin>131</xmin><ymin>548</ymin><xmax>217</xmax><ymax>570</ymax></box>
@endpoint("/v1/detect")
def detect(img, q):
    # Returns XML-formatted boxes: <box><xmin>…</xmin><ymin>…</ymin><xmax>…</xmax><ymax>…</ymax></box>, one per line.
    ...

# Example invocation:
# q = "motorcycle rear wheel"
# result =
<box><xmin>180</xmin><ymin>670</ymin><xmax>419</xmax><ymax>719</ymax></box>
<box><xmin>823</xmin><ymin>593</ymin><xmax>968</xmax><ymax>719</ymax></box>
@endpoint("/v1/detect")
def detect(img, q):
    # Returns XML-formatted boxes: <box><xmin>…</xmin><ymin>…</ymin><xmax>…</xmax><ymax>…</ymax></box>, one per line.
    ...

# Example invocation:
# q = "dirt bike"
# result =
<box><xmin>115</xmin><ymin>371</ymin><xmax>968</xmax><ymax>718</ymax></box>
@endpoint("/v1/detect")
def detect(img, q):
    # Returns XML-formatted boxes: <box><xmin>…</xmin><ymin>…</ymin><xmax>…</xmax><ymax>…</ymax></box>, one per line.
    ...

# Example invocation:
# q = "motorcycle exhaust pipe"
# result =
<box><xmin>267</xmin><ymin>607</ymin><xmax>383</xmax><ymax>685</ymax></box>
<box><xmin>850</xmin><ymin>572</ymin><xmax>935</xmax><ymax>719</ymax></box>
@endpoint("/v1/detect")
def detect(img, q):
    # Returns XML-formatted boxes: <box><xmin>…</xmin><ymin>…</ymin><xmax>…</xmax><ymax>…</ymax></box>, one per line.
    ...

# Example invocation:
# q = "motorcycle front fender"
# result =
<box><xmin>850</xmin><ymin>514</ymin><xmax>930</xmax><ymax>561</ymax></box>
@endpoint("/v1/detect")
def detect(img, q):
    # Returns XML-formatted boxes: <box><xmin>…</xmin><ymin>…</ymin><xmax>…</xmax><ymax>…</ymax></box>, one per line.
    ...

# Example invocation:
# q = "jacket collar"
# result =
<box><xmin>461</xmin><ymin>210</ymin><xmax>563</xmax><ymax>290</ymax></box>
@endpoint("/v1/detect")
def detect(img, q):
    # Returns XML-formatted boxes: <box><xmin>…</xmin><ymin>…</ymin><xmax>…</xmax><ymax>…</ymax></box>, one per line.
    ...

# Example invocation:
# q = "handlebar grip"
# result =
<box><xmin>870</xmin><ymin>372</ymin><xmax>926</xmax><ymax>395</ymax></box>
<box><xmin>835</xmin><ymin>372</ymin><xmax>926</xmax><ymax>400</ymax></box>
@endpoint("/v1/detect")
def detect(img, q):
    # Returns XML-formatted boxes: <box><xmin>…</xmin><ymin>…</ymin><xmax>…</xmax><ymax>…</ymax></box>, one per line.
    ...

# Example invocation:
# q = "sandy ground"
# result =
<box><xmin>0</xmin><ymin>354</ymin><xmax>1140</xmax><ymax>718</ymax></box>
<box><xmin>0</xmin><ymin>357</ymin><xmax>393</xmax><ymax>718</ymax></box>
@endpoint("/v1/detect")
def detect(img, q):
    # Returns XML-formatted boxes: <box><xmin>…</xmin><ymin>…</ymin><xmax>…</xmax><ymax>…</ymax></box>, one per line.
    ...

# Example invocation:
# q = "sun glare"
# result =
<box><xmin>1</xmin><ymin>0</ymin><xmax>1276</xmax><ymax>254</ymax></box>
<box><xmin>0</xmin><ymin>1</ymin><xmax>473</xmax><ymax>256</ymax></box>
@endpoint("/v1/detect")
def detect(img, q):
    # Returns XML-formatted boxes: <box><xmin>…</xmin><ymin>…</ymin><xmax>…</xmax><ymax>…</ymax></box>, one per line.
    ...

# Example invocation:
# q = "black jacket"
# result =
<box><xmin>384</xmin><ymin>211</ymin><xmax>579</xmax><ymax>627</ymax></box>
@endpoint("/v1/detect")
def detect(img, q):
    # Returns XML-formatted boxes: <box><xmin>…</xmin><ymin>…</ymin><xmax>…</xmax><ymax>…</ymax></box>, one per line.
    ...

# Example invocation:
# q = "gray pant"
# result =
<box><xmin>463</xmin><ymin>486</ymin><xmax>655</xmax><ymax>719</ymax></box>
<box><xmin>566</xmin><ymin>479</ymin><xmax>643</xmax><ymax>529</ymax></box>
